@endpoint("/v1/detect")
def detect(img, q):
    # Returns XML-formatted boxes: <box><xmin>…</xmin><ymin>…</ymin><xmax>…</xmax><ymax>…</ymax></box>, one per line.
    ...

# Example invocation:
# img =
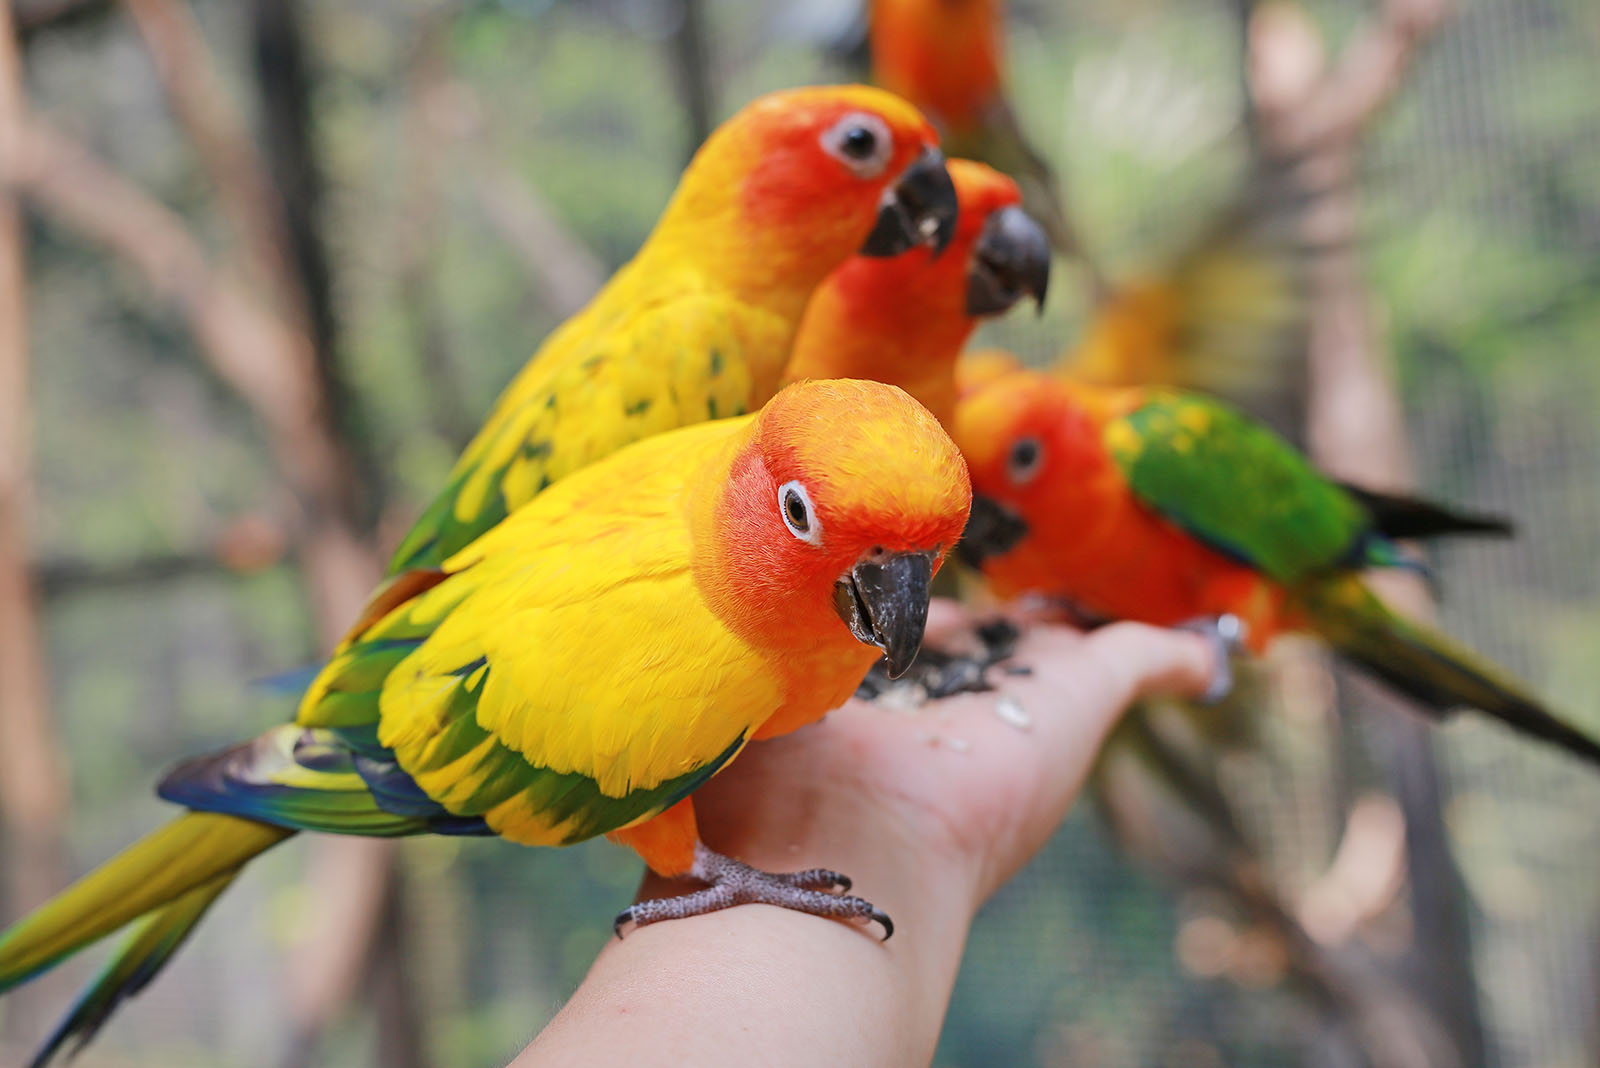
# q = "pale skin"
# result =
<box><xmin>514</xmin><ymin>604</ymin><xmax>1218</xmax><ymax>1068</ymax></box>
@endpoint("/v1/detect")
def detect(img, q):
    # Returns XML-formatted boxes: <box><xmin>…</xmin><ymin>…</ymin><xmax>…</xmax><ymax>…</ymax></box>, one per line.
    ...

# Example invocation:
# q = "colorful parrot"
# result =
<box><xmin>952</xmin><ymin>367</ymin><xmax>1600</xmax><ymax>767</ymax></box>
<box><xmin>1059</xmin><ymin>194</ymin><xmax>1308</xmax><ymax>419</ymax></box>
<box><xmin>0</xmin><ymin>379</ymin><xmax>972</xmax><ymax>1067</ymax></box>
<box><xmin>785</xmin><ymin>158</ymin><xmax>1050</xmax><ymax>428</ymax></box>
<box><xmin>387</xmin><ymin>84</ymin><xmax>958</xmax><ymax>573</ymax></box>
<box><xmin>868</xmin><ymin>0</ymin><xmax>1076</xmax><ymax>255</ymax></box>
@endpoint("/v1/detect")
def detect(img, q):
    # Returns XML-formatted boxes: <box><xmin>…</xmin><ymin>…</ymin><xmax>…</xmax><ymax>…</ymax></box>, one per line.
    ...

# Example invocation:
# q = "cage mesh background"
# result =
<box><xmin>3</xmin><ymin>1</ymin><xmax>1598</xmax><ymax>1066</ymax></box>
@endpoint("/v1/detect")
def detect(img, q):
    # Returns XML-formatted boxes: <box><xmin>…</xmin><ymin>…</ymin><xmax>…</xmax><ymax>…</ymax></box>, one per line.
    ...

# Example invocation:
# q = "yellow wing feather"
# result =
<box><xmin>316</xmin><ymin>417</ymin><xmax>779</xmax><ymax>847</ymax></box>
<box><xmin>395</xmin><ymin>265</ymin><xmax>795</xmax><ymax>570</ymax></box>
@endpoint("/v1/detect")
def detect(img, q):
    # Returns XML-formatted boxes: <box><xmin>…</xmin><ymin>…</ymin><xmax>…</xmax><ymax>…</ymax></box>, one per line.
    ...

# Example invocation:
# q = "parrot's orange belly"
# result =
<box><xmin>986</xmin><ymin>503</ymin><xmax>1291</xmax><ymax>652</ymax></box>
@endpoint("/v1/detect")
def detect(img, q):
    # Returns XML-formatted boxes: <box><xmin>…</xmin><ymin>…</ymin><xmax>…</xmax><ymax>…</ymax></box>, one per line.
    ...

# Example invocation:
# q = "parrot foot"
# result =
<box><xmin>1175</xmin><ymin>614</ymin><xmax>1248</xmax><ymax>704</ymax></box>
<box><xmin>613</xmin><ymin>844</ymin><xmax>893</xmax><ymax>940</ymax></box>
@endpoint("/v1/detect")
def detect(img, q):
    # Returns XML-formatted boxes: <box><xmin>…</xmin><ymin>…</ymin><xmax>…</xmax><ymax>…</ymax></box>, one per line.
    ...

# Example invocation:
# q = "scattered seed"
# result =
<box><xmin>914</xmin><ymin>730</ymin><xmax>971</xmax><ymax>753</ymax></box>
<box><xmin>994</xmin><ymin>694</ymin><xmax>1032</xmax><ymax>731</ymax></box>
<box><xmin>874</xmin><ymin>682</ymin><xmax>928</xmax><ymax>712</ymax></box>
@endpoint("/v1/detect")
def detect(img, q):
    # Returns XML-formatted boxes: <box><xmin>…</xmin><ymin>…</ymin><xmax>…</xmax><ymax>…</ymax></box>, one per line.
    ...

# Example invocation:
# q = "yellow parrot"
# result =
<box><xmin>869</xmin><ymin>0</ymin><xmax>1076</xmax><ymax>254</ymax></box>
<box><xmin>786</xmin><ymin>158</ymin><xmax>1050</xmax><ymax>430</ymax></box>
<box><xmin>389</xmin><ymin>84</ymin><xmax>958</xmax><ymax>572</ymax></box>
<box><xmin>0</xmin><ymin>378</ymin><xmax>972</xmax><ymax>1066</ymax></box>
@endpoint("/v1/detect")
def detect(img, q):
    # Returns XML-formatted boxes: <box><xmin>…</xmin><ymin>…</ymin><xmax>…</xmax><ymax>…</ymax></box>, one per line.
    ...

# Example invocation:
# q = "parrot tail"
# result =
<box><xmin>0</xmin><ymin>812</ymin><xmax>291</xmax><ymax>996</ymax></box>
<box><xmin>1301</xmin><ymin>576</ymin><xmax>1600</xmax><ymax>767</ymax></box>
<box><xmin>23</xmin><ymin>874</ymin><xmax>239</xmax><ymax>1068</ymax></box>
<box><xmin>1338</xmin><ymin>483</ymin><xmax>1514</xmax><ymax>541</ymax></box>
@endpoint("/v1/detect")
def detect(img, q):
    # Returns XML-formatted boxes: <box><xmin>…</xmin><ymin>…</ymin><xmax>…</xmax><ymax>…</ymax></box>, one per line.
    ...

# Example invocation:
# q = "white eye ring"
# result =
<box><xmin>820</xmin><ymin>112</ymin><xmax>894</xmax><ymax>179</ymax></box>
<box><xmin>1008</xmin><ymin>437</ymin><xmax>1044</xmax><ymax>486</ymax></box>
<box><xmin>778</xmin><ymin>480</ymin><xmax>822</xmax><ymax>544</ymax></box>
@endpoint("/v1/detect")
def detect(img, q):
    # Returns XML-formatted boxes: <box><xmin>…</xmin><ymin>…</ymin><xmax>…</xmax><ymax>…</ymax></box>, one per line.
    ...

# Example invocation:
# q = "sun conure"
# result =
<box><xmin>953</xmin><ymin>367</ymin><xmax>1600</xmax><ymax>767</ymax></box>
<box><xmin>869</xmin><ymin>0</ymin><xmax>1075</xmax><ymax>255</ymax></box>
<box><xmin>1056</xmin><ymin>195</ymin><xmax>1308</xmax><ymax>422</ymax></box>
<box><xmin>785</xmin><ymin>158</ymin><xmax>1050</xmax><ymax>428</ymax></box>
<box><xmin>0</xmin><ymin>379</ymin><xmax>972</xmax><ymax>1068</ymax></box>
<box><xmin>387</xmin><ymin>84</ymin><xmax>958</xmax><ymax>572</ymax></box>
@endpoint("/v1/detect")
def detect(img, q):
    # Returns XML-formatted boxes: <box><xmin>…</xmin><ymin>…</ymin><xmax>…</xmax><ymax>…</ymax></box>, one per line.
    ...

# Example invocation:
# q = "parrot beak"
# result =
<box><xmin>965</xmin><ymin>205</ymin><xmax>1052</xmax><ymax>318</ymax></box>
<box><xmin>859</xmin><ymin>147</ymin><xmax>958</xmax><ymax>259</ymax></box>
<box><xmin>956</xmin><ymin>495</ymin><xmax>1030</xmax><ymax>567</ymax></box>
<box><xmin>833</xmin><ymin>548</ymin><xmax>935</xmax><ymax>679</ymax></box>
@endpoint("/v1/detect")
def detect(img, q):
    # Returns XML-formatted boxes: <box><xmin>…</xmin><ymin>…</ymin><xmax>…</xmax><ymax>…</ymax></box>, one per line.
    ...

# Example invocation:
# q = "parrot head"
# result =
<box><xmin>824</xmin><ymin>159</ymin><xmax>1048</xmax><ymax>322</ymax></box>
<box><xmin>657</xmin><ymin>85</ymin><xmax>958</xmax><ymax>302</ymax></box>
<box><xmin>785</xmin><ymin>160</ymin><xmax>1048</xmax><ymax>428</ymax></box>
<box><xmin>703</xmin><ymin>379</ymin><xmax>971</xmax><ymax>679</ymax></box>
<box><xmin>950</xmin><ymin>369</ymin><xmax>1110</xmax><ymax>590</ymax></box>
<box><xmin>955</xmin><ymin>160</ymin><xmax>1051</xmax><ymax>317</ymax></box>
<box><xmin>871</xmin><ymin>0</ymin><xmax>1004</xmax><ymax>134</ymax></box>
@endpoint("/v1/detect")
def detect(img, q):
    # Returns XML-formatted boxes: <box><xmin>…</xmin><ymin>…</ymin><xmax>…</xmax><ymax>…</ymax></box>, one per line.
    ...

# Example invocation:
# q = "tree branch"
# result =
<box><xmin>1252</xmin><ymin>0</ymin><xmax>1456</xmax><ymax>159</ymax></box>
<box><xmin>1247</xmin><ymin>4</ymin><xmax>1487</xmax><ymax>1064</ymax></box>
<box><xmin>33</xmin><ymin>514</ymin><xmax>291</xmax><ymax>598</ymax></box>
<box><xmin>0</xmin><ymin>2</ymin><xmax>73</xmax><ymax>1045</ymax></box>
<box><xmin>121</xmin><ymin>0</ymin><xmax>299</xmax><ymax>318</ymax></box>
<box><xmin>0</xmin><ymin>81</ymin><xmax>400</xmax><ymax>1068</ymax></box>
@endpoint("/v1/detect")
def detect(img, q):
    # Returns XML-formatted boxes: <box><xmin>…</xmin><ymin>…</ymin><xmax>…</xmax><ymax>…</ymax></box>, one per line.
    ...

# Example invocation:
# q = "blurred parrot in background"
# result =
<box><xmin>786</xmin><ymin>157</ymin><xmax>1051</xmax><ymax>428</ymax></box>
<box><xmin>387</xmin><ymin>84</ymin><xmax>958</xmax><ymax>572</ymax></box>
<box><xmin>866</xmin><ymin>0</ymin><xmax>1313</xmax><ymax>414</ymax></box>
<box><xmin>953</xmin><ymin>369</ymin><xmax>1600</xmax><ymax>767</ymax></box>
<box><xmin>869</xmin><ymin>0</ymin><xmax>1077</xmax><ymax>256</ymax></box>
<box><xmin>1055</xmin><ymin>191</ymin><xmax>1309</xmax><ymax>426</ymax></box>
<box><xmin>0</xmin><ymin>378</ymin><xmax>972</xmax><ymax>1068</ymax></box>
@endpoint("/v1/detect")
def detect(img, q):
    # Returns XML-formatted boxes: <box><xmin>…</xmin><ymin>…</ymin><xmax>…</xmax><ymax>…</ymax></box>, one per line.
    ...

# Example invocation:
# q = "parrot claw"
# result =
<box><xmin>614</xmin><ymin>845</ymin><xmax>892</xmax><ymax>940</ymax></box>
<box><xmin>1176</xmin><ymin>614</ymin><xmax>1248</xmax><ymax>705</ymax></box>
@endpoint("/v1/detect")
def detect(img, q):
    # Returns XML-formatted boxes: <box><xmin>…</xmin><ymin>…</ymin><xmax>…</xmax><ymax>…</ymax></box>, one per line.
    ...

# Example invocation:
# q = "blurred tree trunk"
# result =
<box><xmin>395</xmin><ymin>18</ymin><xmax>478</xmax><ymax>451</ymax></box>
<box><xmin>246</xmin><ymin>4</ymin><xmax>426</xmax><ymax>1060</ymax></box>
<box><xmin>0</xmin><ymin>2</ymin><xmax>72</xmax><ymax>1046</ymax></box>
<box><xmin>3</xmin><ymin>0</ymin><xmax>416</xmax><ymax>1058</ymax></box>
<box><xmin>250</xmin><ymin>0</ymin><xmax>383</xmax><ymax>524</ymax></box>
<box><xmin>666</xmin><ymin>0</ymin><xmax>713</xmax><ymax>164</ymax></box>
<box><xmin>1250</xmin><ymin>3</ymin><xmax>1487</xmax><ymax>1066</ymax></box>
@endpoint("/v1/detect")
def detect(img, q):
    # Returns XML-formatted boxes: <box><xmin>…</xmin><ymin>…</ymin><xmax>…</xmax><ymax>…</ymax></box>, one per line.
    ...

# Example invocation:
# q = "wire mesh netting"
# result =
<box><xmin>2</xmin><ymin>1</ymin><xmax>1598</xmax><ymax>1066</ymax></box>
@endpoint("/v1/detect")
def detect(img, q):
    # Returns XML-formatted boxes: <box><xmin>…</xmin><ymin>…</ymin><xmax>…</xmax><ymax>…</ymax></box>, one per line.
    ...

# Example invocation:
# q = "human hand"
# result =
<box><xmin>672</xmin><ymin>600</ymin><xmax>1220</xmax><ymax>917</ymax></box>
<box><xmin>519</xmin><ymin>601</ymin><xmax>1217</xmax><ymax>1068</ymax></box>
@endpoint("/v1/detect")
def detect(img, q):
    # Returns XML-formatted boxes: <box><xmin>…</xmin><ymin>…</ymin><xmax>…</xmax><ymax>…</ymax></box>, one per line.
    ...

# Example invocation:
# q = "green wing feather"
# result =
<box><xmin>1106</xmin><ymin>391</ymin><xmax>1369</xmax><ymax>584</ymax></box>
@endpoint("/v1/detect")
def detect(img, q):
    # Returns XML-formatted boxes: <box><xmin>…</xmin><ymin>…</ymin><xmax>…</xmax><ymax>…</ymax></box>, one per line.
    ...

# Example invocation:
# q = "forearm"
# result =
<box><xmin>516</xmin><ymin>766</ymin><xmax>981</xmax><ymax>1067</ymax></box>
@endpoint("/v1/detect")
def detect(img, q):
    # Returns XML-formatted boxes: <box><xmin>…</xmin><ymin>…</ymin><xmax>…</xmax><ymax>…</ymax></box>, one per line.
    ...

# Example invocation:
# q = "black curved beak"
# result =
<box><xmin>832</xmin><ymin>549</ymin><xmax>935</xmax><ymax>679</ymax></box>
<box><xmin>965</xmin><ymin>205</ymin><xmax>1051</xmax><ymax>318</ymax></box>
<box><xmin>859</xmin><ymin>147</ymin><xmax>958</xmax><ymax>259</ymax></box>
<box><xmin>956</xmin><ymin>495</ymin><xmax>1030</xmax><ymax>568</ymax></box>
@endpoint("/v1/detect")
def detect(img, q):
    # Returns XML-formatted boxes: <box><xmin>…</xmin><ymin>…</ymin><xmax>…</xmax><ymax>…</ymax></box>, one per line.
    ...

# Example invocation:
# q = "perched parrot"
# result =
<box><xmin>387</xmin><ymin>84</ymin><xmax>958</xmax><ymax>572</ymax></box>
<box><xmin>0</xmin><ymin>379</ymin><xmax>972</xmax><ymax>1067</ymax></box>
<box><xmin>953</xmin><ymin>367</ymin><xmax>1600</xmax><ymax>767</ymax></box>
<box><xmin>868</xmin><ymin>0</ymin><xmax>1076</xmax><ymax>255</ymax></box>
<box><xmin>785</xmin><ymin>158</ymin><xmax>1051</xmax><ymax>428</ymax></box>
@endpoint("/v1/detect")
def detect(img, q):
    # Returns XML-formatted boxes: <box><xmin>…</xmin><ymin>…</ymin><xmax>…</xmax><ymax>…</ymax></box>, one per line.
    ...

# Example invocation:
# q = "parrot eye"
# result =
<box><xmin>1007</xmin><ymin>438</ymin><xmax>1044</xmax><ymax>485</ymax></box>
<box><xmin>821</xmin><ymin>112</ymin><xmax>893</xmax><ymax>179</ymax></box>
<box><xmin>842</xmin><ymin>126</ymin><xmax>877</xmax><ymax>158</ymax></box>
<box><xmin>778</xmin><ymin>480</ymin><xmax>822</xmax><ymax>544</ymax></box>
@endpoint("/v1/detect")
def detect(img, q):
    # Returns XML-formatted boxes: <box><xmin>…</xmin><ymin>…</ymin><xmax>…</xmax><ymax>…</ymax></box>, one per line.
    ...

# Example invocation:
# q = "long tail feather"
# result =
<box><xmin>26</xmin><ymin>874</ymin><xmax>237</xmax><ymax>1068</ymax></box>
<box><xmin>1301</xmin><ymin>576</ymin><xmax>1600</xmax><ymax>767</ymax></box>
<box><xmin>0</xmin><ymin>812</ymin><xmax>290</xmax><ymax>992</ymax></box>
<box><xmin>1339</xmin><ymin>483</ymin><xmax>1514</xmax><ymax>540</ymax></box>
